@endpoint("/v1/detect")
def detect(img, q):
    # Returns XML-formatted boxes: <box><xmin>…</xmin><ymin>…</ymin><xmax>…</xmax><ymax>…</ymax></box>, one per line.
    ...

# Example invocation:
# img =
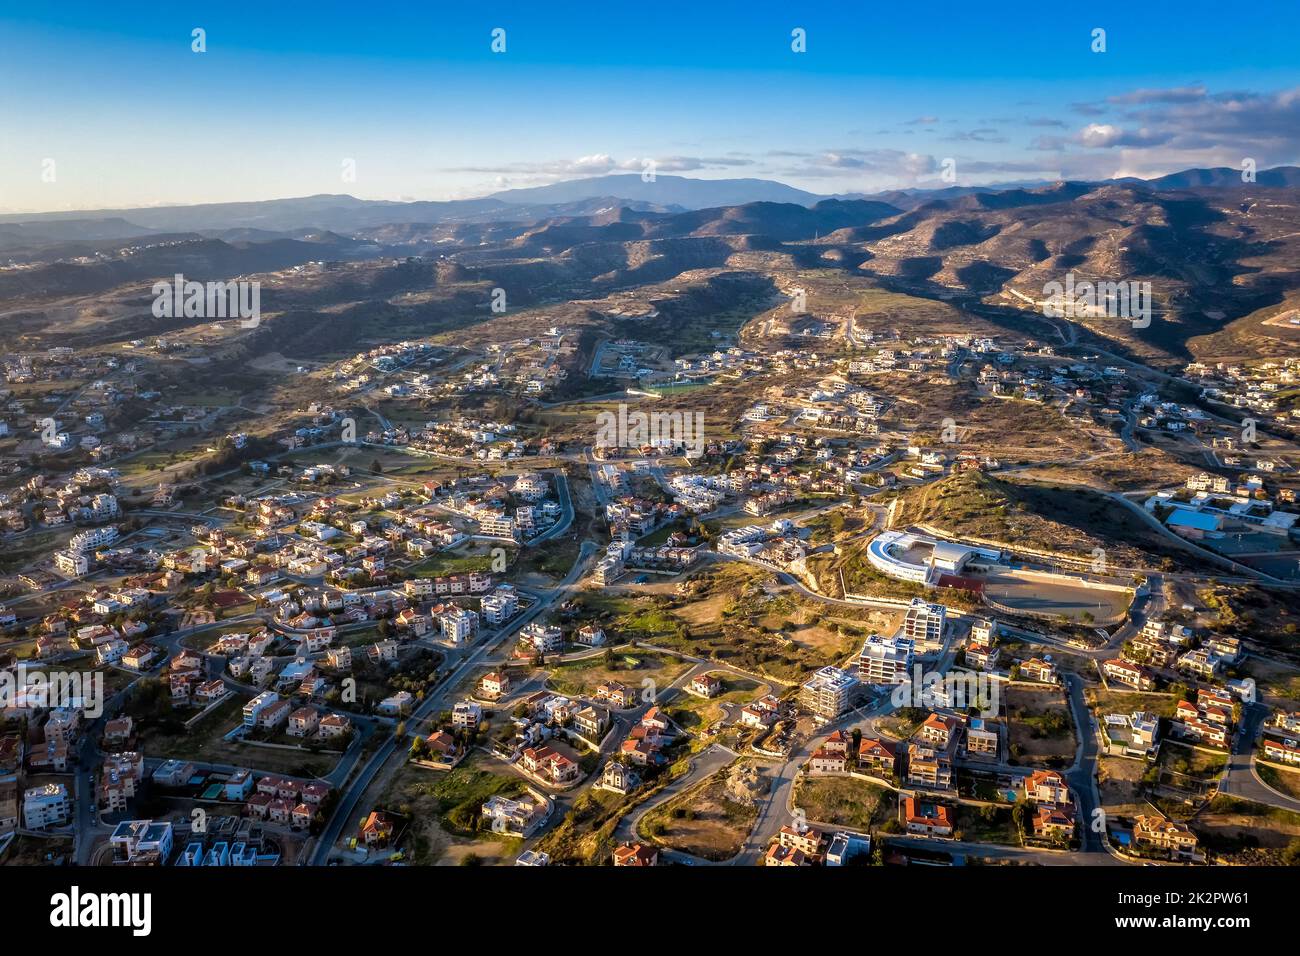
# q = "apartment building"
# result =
<box><xmin>23</xmin><ymin>782</ymin><xmax>70</xmax><ymax>828</ymax></box>
<box><xmin>902</xmin><ymin>598</ymin><xmax>947</xmax><ymax>647</ymax></box>
<box><xmin>799</xmin><ymin>666</ymin><xmax>860</xmax><ymax>721</ymax></box>
<box><xmin>438</xmin><ymin>606</ymin><xmax>479</xmax><ymax>644</ymax></box>
<box><xmin>857</xmin><ymin>633</ymin><xmax>914</xmax><ymax>685</ymax></box>
<box><xmin>906</xmin><ymin>742</ymin><xmax>953</xmax><ymax>791</ymax></box>
<box><xmin>243</xmin><ymin>691</ymin><xmax>282</xmax><ymax>727</ymax></box>
<box><xmin>520</xmin><ymin>621</ymin><xmax>563</xmax><ymax>654</ymax></box>
<box><xmin>480</xmin><ymin>586</ymin><xmax>519</xmax><ymax>626</ymax></box>
<box><xmin>452</xmin><ymin>699</ymin><xmax>483</xmax><ymax>731</ymax></box>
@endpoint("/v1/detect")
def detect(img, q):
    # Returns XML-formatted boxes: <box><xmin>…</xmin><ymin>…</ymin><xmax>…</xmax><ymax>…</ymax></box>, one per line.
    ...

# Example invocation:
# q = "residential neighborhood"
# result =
<box><xmin>2</xmin><ymin>13</ymin><xmax>1299</xmax><ymax>933</ymax></box>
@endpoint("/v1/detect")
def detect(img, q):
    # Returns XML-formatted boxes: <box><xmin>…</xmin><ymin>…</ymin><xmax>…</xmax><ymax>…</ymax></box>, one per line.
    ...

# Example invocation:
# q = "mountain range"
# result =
<box><xmin>4</xmin><ymin>166</ymin><xmax>1298</xmax><ymax>242</ymax></box>
<box><xmin>3</xmin><ymin>166</ymin><xmax>1300</xmax><ymax>372</ymax></box>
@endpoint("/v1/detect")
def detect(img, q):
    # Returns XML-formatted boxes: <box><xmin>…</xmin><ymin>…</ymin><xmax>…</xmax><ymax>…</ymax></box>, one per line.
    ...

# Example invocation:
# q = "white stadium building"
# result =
<box><xmin>865</xmin><ymin>530</ymin><xmax>1000</xmax><ymax>586</ymax></box>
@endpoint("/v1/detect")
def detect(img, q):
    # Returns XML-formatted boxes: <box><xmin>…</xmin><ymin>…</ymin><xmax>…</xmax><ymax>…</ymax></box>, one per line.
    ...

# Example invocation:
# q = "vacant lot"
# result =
<box><xmin>1192</xmin><ymin>795</ymin><xmax>1300</xmax><ymax>863</ymax></box>
<box><xmin>1005</xmin><ymin>686</ymin><xmax>1075</xmax><ymax>767</ymax></box>
<box><xmin>641</xmin><ymin>770</ymin><xmax>758</xmax><ymax>861</ymax></box>
<box><xmin>666</xmin><ymin>673</ymin><xmax>764</xmax><ymax>732</ymax></box>
<box><xmin>1156</xmin><ymin>741</ymin><xmax>1227</xmax><ymax>782</ymax></box>
<box><xmin>955</xmin><ymin>804</ymin><xmax>1021</xmax><ymax>846</ymax></box>
<box><xmin>405</xmin><ymin>547</ymin><xmax>496</xmax><ymax>579</ymax></box>
<box><xmin>1</xmin><ymin>834</ymin><xmax>74</xmax><ymax>866</ymax></box>
<box><xmin>1239</xmin><ymin>655</ymin><xmax>1300</xmax><ymax>707</ymax></box>
<box><xmin>653</xmin><ymin>564</ymin><xmax>886</xmax><ymax>681</ymax></box>
<box><xmin>1256</xmin><ymin>762</ymin><xmax>1300</xmax><ymax>801</ymax></box>
<box><xmin>379</xmin><ymin>756</ymin><xmax>526</xmax><ymax>865</ymax></box>
<box><xmin>1015</xmin><ymin>449</ymin><xmax>1203</xmax><ymax>494</ymax></box>
<box><xmin>793</xmin><ymin>774</ymin><xmax>890</xmax><ymax>831</ymax></box>
<box><xmin>546</xmin><ymin>650</ymin><xmax>690</xmax><ymax>701</ymax></box>
<box><xmin>1200</xmin><ymin>584</ymin><xmax>1300</xmax><ymax>666</ymax></box>
<box><xmin>1087</xmin><ymin>688</ymin><xmax>1179</xmax><ymax>719</ymax></box>
<box><xmin>568</xmin><ymin>590</ymin><xmax>682</xmax><ymax>642</ymax></box>
<box><xmin>515</xmin><ymin>535</ymin><xmax>582</xmax><ymax>582</ymax></box>
<box><xmin>803</xmin><ymin>506</ymin><xmax>873</xmax><ymax>548</ymax></box>
<box><xmin>756</xmin><ymin>597</ymin><xmax>901</xmax><ymax>663</ymax></box>
<box><xmin>1097</xmin><ymin>755</ymin><xmax>1148</xmax><ymax>815</ymax></box>
<box><xmin>533</xmin><ymin>787</ymin><xmax>636</xmax><ymax>865</ymax></box>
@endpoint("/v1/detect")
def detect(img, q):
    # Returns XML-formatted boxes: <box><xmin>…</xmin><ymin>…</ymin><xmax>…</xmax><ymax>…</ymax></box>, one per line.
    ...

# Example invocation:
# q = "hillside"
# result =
<box><xmin>889</xmin><ymin>469</ymin><xmax>1209</xmax><ymax>571</ymax></box>
<box><xmin>6</xmin><ymin>171</ymin><xmax>1300</xmax><ymax>373</ymax></box>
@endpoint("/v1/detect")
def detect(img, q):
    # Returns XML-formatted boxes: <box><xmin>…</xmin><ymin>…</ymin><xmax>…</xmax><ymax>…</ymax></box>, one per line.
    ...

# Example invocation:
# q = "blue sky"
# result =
<box><xmin>3</xmin><ymin>0</ymin><xmax>1299</xmax><ymax>211</ymax></box>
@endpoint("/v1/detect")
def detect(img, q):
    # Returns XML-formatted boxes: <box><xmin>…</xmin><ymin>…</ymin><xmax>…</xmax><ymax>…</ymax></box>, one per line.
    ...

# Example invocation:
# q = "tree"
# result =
<box><xmin>1011</xmin><ymin>798</ymin><xmax>1029</xmax><ymax>833</ymax></box>
<box><xmin>1283</xmin><ymin>838</ymin><xmax>1300</xmax><ymax>866</ymax></box>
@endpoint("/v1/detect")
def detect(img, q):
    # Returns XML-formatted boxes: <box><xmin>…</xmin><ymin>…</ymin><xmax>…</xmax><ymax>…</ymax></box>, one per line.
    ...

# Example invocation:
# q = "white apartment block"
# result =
<box><xmin>478</xmin><ymin>514</ymin><xmax>518</xmax><ymax>541</ymax></box>
<box><xmin>24</xmin><ymin>783</ymin><xmax>70</xmax><ymax>828</ymax></box>
<box><xmin>521</xmin><ymin>621</ymin><xmax>563</xmax><ymax>653</ymax></box>
<box><xmin>593</xmin><ymin>555</ymin><xmax>624</xmax><ymax>586</ymax></box>
<box><xmin>451</xmin><ymin>699</ymin><xmax>483</xmax><ymax>730</ymax></box>
<box><xmin>799</xmin><ymin>666</ymin><xmax>860</xmax><ymax>721</ymax></box>
<box><xmin>68</xmin><ymin>525</ymin><xmax>119</xmax><ymax>553</ymax></box>
<box><xmin>970</xmin><ymin>618</ymin><xmax>998</xmax><ymax>644</ymax></box>
<box><xmin>858</xmin><ymin>633</ymin><xmax>915</xmax><ymax>685</ymax></box>
<box><xmin>480</xmin><ymin>586</ymin><xmax>519</xmax><ymax>626</ymax></box>
<box><xmin>243</xmin><ymin>691</ymin><xmax>281</xmax><ymax>727</ymax></box>
<box><xmin>54</xmin><ymin>550</ymin><xmax>90</xmax><ymax>577</ymax></box>
<box><xmin>902</xmin><ymin>599</ymin><xmax>947</xmax><ymax>647</ymax></box>
<box><xmin>438</xmin><ymin>607</ymin><xmax>479</xmax><ymax>644</ymax></box>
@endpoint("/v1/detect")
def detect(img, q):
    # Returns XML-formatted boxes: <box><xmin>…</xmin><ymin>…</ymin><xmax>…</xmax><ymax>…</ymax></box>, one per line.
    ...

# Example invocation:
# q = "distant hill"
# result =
<box><xmin>489</xmin><ymin>173</ymin><xmax>827</xmax><ymax>209</ymax></box>
<box><xmin>6</xmin><ymin>167</ymin><xmax>1300</xmax><ymax>376</ymax></box>
<box><xmin>1136</xmin><ymin>165</ymin><xmax>1300</xmax><ymax>190</ymax></box>
<box><xmin>833</xmin><ymin>174</ymin><xmax>1300</xmax><ymax>364</ymax></box>
<box><xmin>0</xmin><ymin>233</ymin><xmax>369</xmax><ymax>302</ymax></box>
<box><xmin>4</xmin><ymin>165</ymin><xmax>1298</xmax><ymax>240</ymax></box>
<box><xmin>888</xmin><ymin>469</ymin><xmax>1203</xmax><ymax>570</ymax></box>
<box><xmin>0</xmin><ymin>217</ymin><xmax>158</xmax><ymax>245</ymax></box>
<box><xmin>0</xmin><ymin>195</ymin><xmax>681</xmax><ymax>241</ymax></box>
<box><xmin>0</xmin><ymin>194</ymin><xmax>516</xmax><ymax>234</ymax></box>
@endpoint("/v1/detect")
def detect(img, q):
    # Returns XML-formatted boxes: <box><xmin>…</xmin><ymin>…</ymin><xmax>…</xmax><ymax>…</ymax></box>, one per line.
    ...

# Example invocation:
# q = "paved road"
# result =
<box><xmin>309</xmin><ymin>539</ymin><xmax>599</xmax><ymax>864</ymax></box>
<box><xmin>883</xmin><ymin>833</ymin><xmax>1127</xmax><ymax>866</ymax></box>
<box><xmin>734</xmin><ymin>625</ymin><xmax>962</xmax><ymax>865</ymax></box>
<box><xmin>530</xmin><ymin>472</ymin><xmax>574</xmax><ymax>544</ymax></box>
<box><xmin>610</xmin><ymin>743</ymin><xmax>737</xmax><ymax>864</ymax></box>
<box><xmin>1220</xmin><ymin>704</ymin><xmax>1300</xmax><ymax>812</ymax></box>
<box><xmin>71</xmin><ymin>613</ymin><xmax>276</xmax><ymax>864</ymax></box>
<box><xmin>1062</xmin><ymin>673</ymin><xmax>1112</xmax><ymax>856</ymax></box>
